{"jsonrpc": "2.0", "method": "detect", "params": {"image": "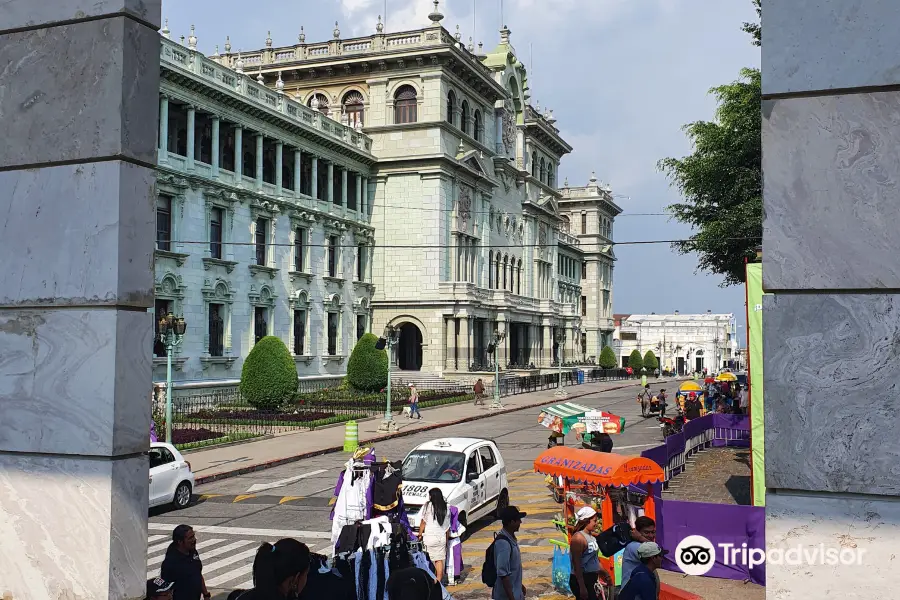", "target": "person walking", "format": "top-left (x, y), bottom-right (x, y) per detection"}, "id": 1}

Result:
top-left (569, 507), bottom-right (613, 600)
top-left (146, 578), bottom-right (175, 600)
top-left (492, 506), bottom-right (527, 600)
top-left (739, 384), bottom-right (749, 415)
top-left (657, 389), bottom-right (668, 418)
top-left (408, 384), bottom-right (421, 419)
top-left (417, 488), bottom-right (451, 584)
top-left (474, 378), bottom-right (486, 406)
top-left (160, 525), bottom-right (211, 600)
top-left (229, 538), bottom-right (311, 600)
top-left (618, 543), bottom-right (668, 600)
top-left (619, 516), bottom-right (657, 594)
